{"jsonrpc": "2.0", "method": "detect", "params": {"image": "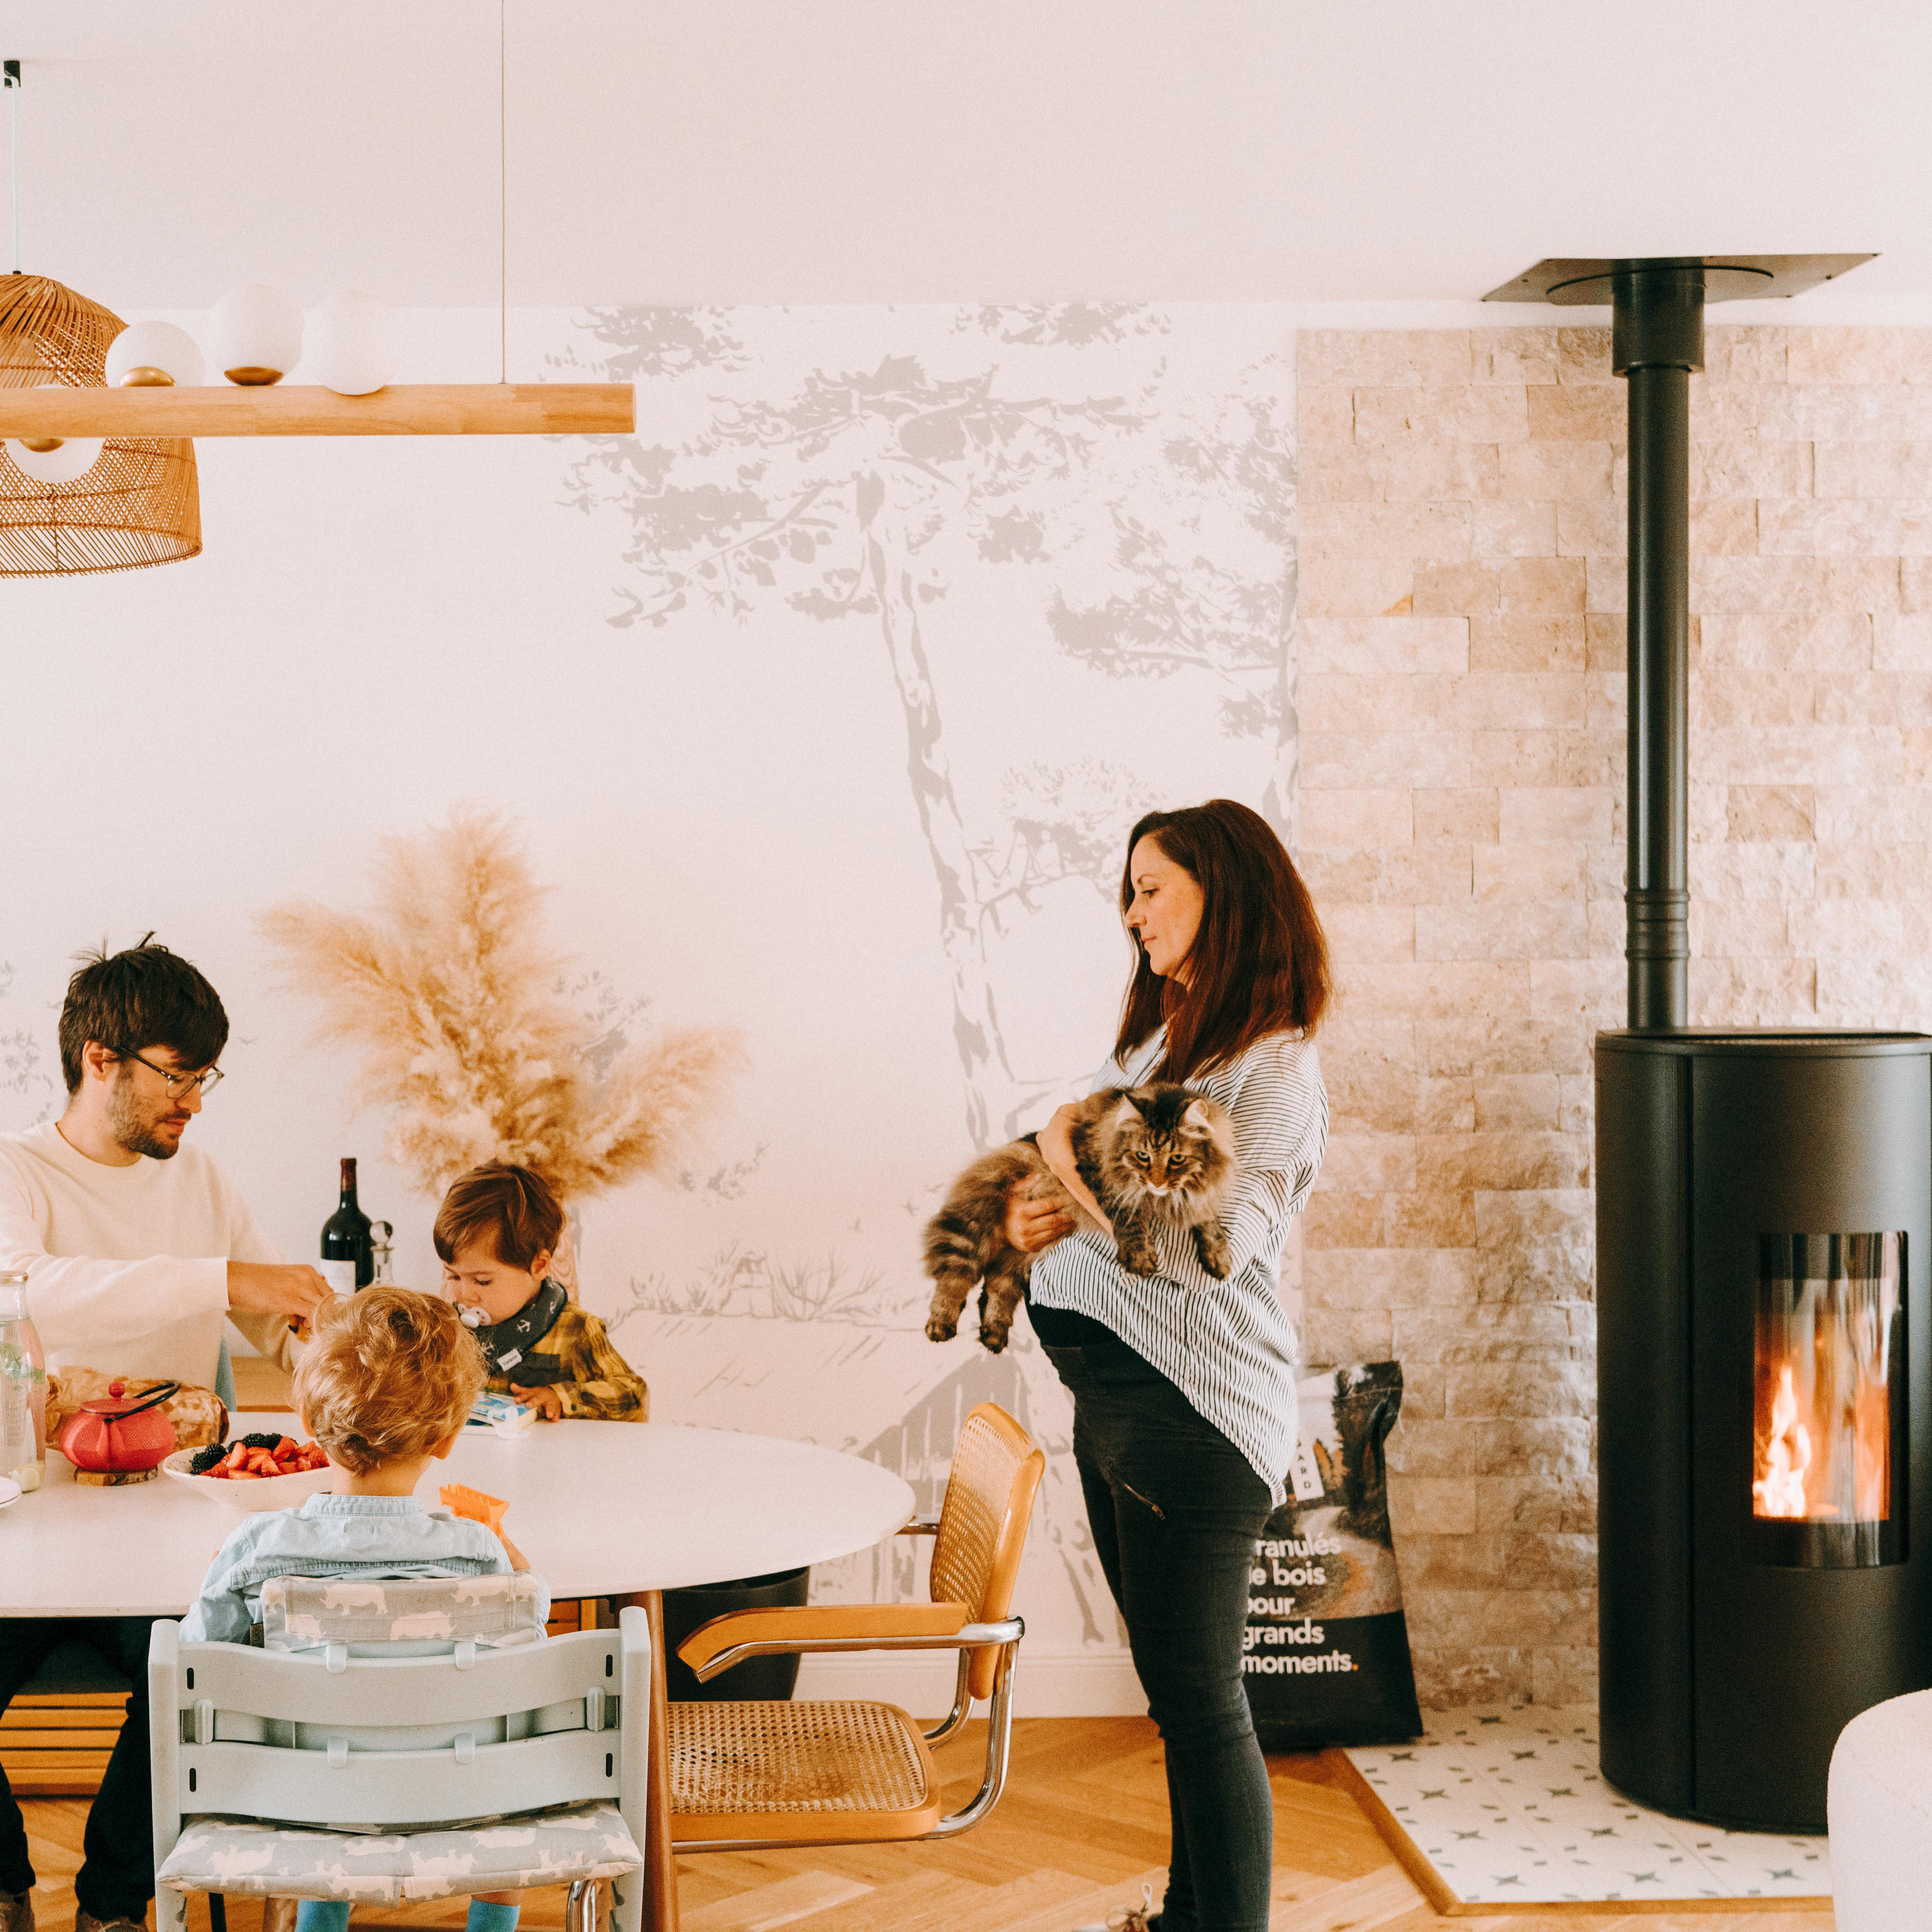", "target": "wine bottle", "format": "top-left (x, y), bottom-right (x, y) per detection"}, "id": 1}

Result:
top-left (320, 1157), bottom-right (374, 1294)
